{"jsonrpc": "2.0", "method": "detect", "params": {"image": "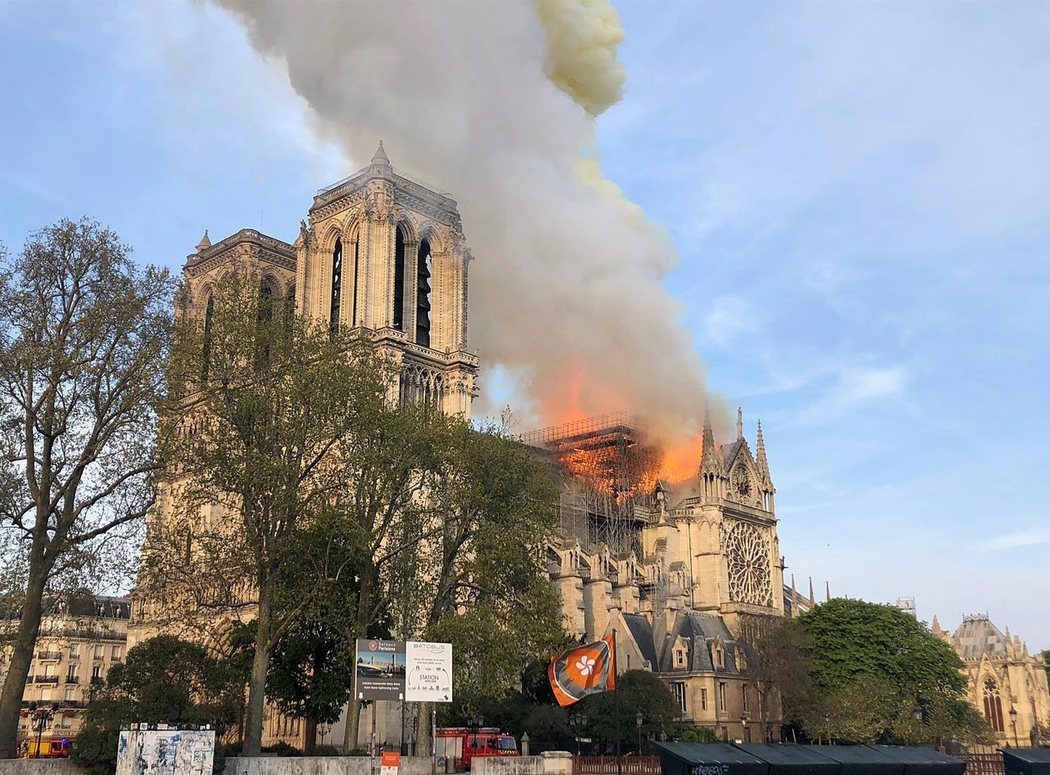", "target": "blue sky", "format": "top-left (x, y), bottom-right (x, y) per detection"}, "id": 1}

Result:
top-left (1, 1), bottom-right (1047, 646)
